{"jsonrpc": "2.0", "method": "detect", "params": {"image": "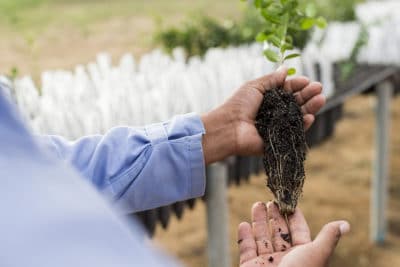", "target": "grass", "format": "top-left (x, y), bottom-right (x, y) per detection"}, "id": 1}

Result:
top-left (0, 0), bottom-right (244, 35)
top-left (0, 0), bottom-right (245, 78)
top-left (0, 0), bottom-right (364, 78)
